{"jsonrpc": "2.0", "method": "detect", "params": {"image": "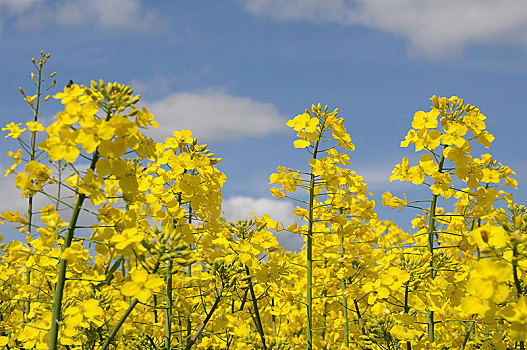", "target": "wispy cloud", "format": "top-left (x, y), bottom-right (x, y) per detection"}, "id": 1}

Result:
top-left (355, 167), bottom-right (390, 187)
top-left (222, 195), bottom-right (297, 225)
top-left (129, 76), bottom-right (180, 97)
top-left (237, 0), bottom-right (527, 58)
top-left (144, 88), bottom-right (287, 143)
top-left (0, 0), bottom-right (40, 15)
top-left (0, 168), bottom-right (29, 215)
top-left (222, 195), bottom-right (304, 251)
top-left (0, 163), bottom-right (117, 242)
top-left (2, 0), bottom-right (163, 34)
